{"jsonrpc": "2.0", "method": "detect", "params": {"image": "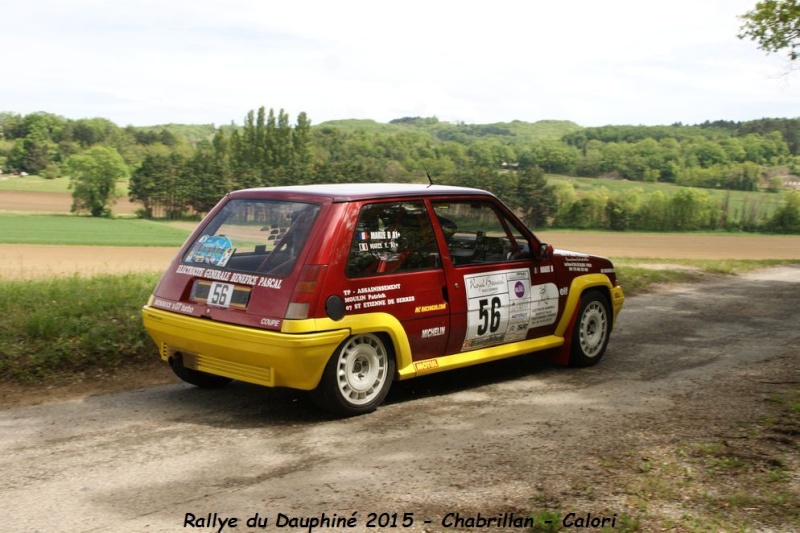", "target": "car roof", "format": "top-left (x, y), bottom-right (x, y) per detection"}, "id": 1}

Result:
top-left (232, 183), bottom-right (494, 202)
